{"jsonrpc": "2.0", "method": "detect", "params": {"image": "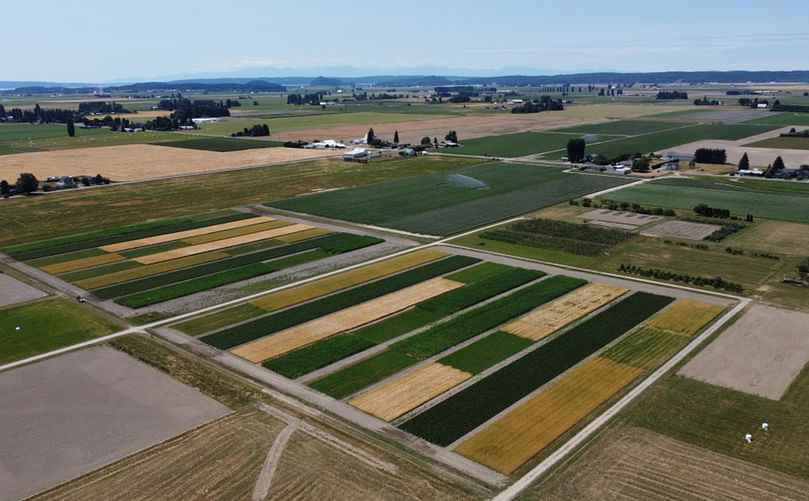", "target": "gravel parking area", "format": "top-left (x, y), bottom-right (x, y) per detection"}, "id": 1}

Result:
top-left (0, 345), bottom-right (229, 500)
